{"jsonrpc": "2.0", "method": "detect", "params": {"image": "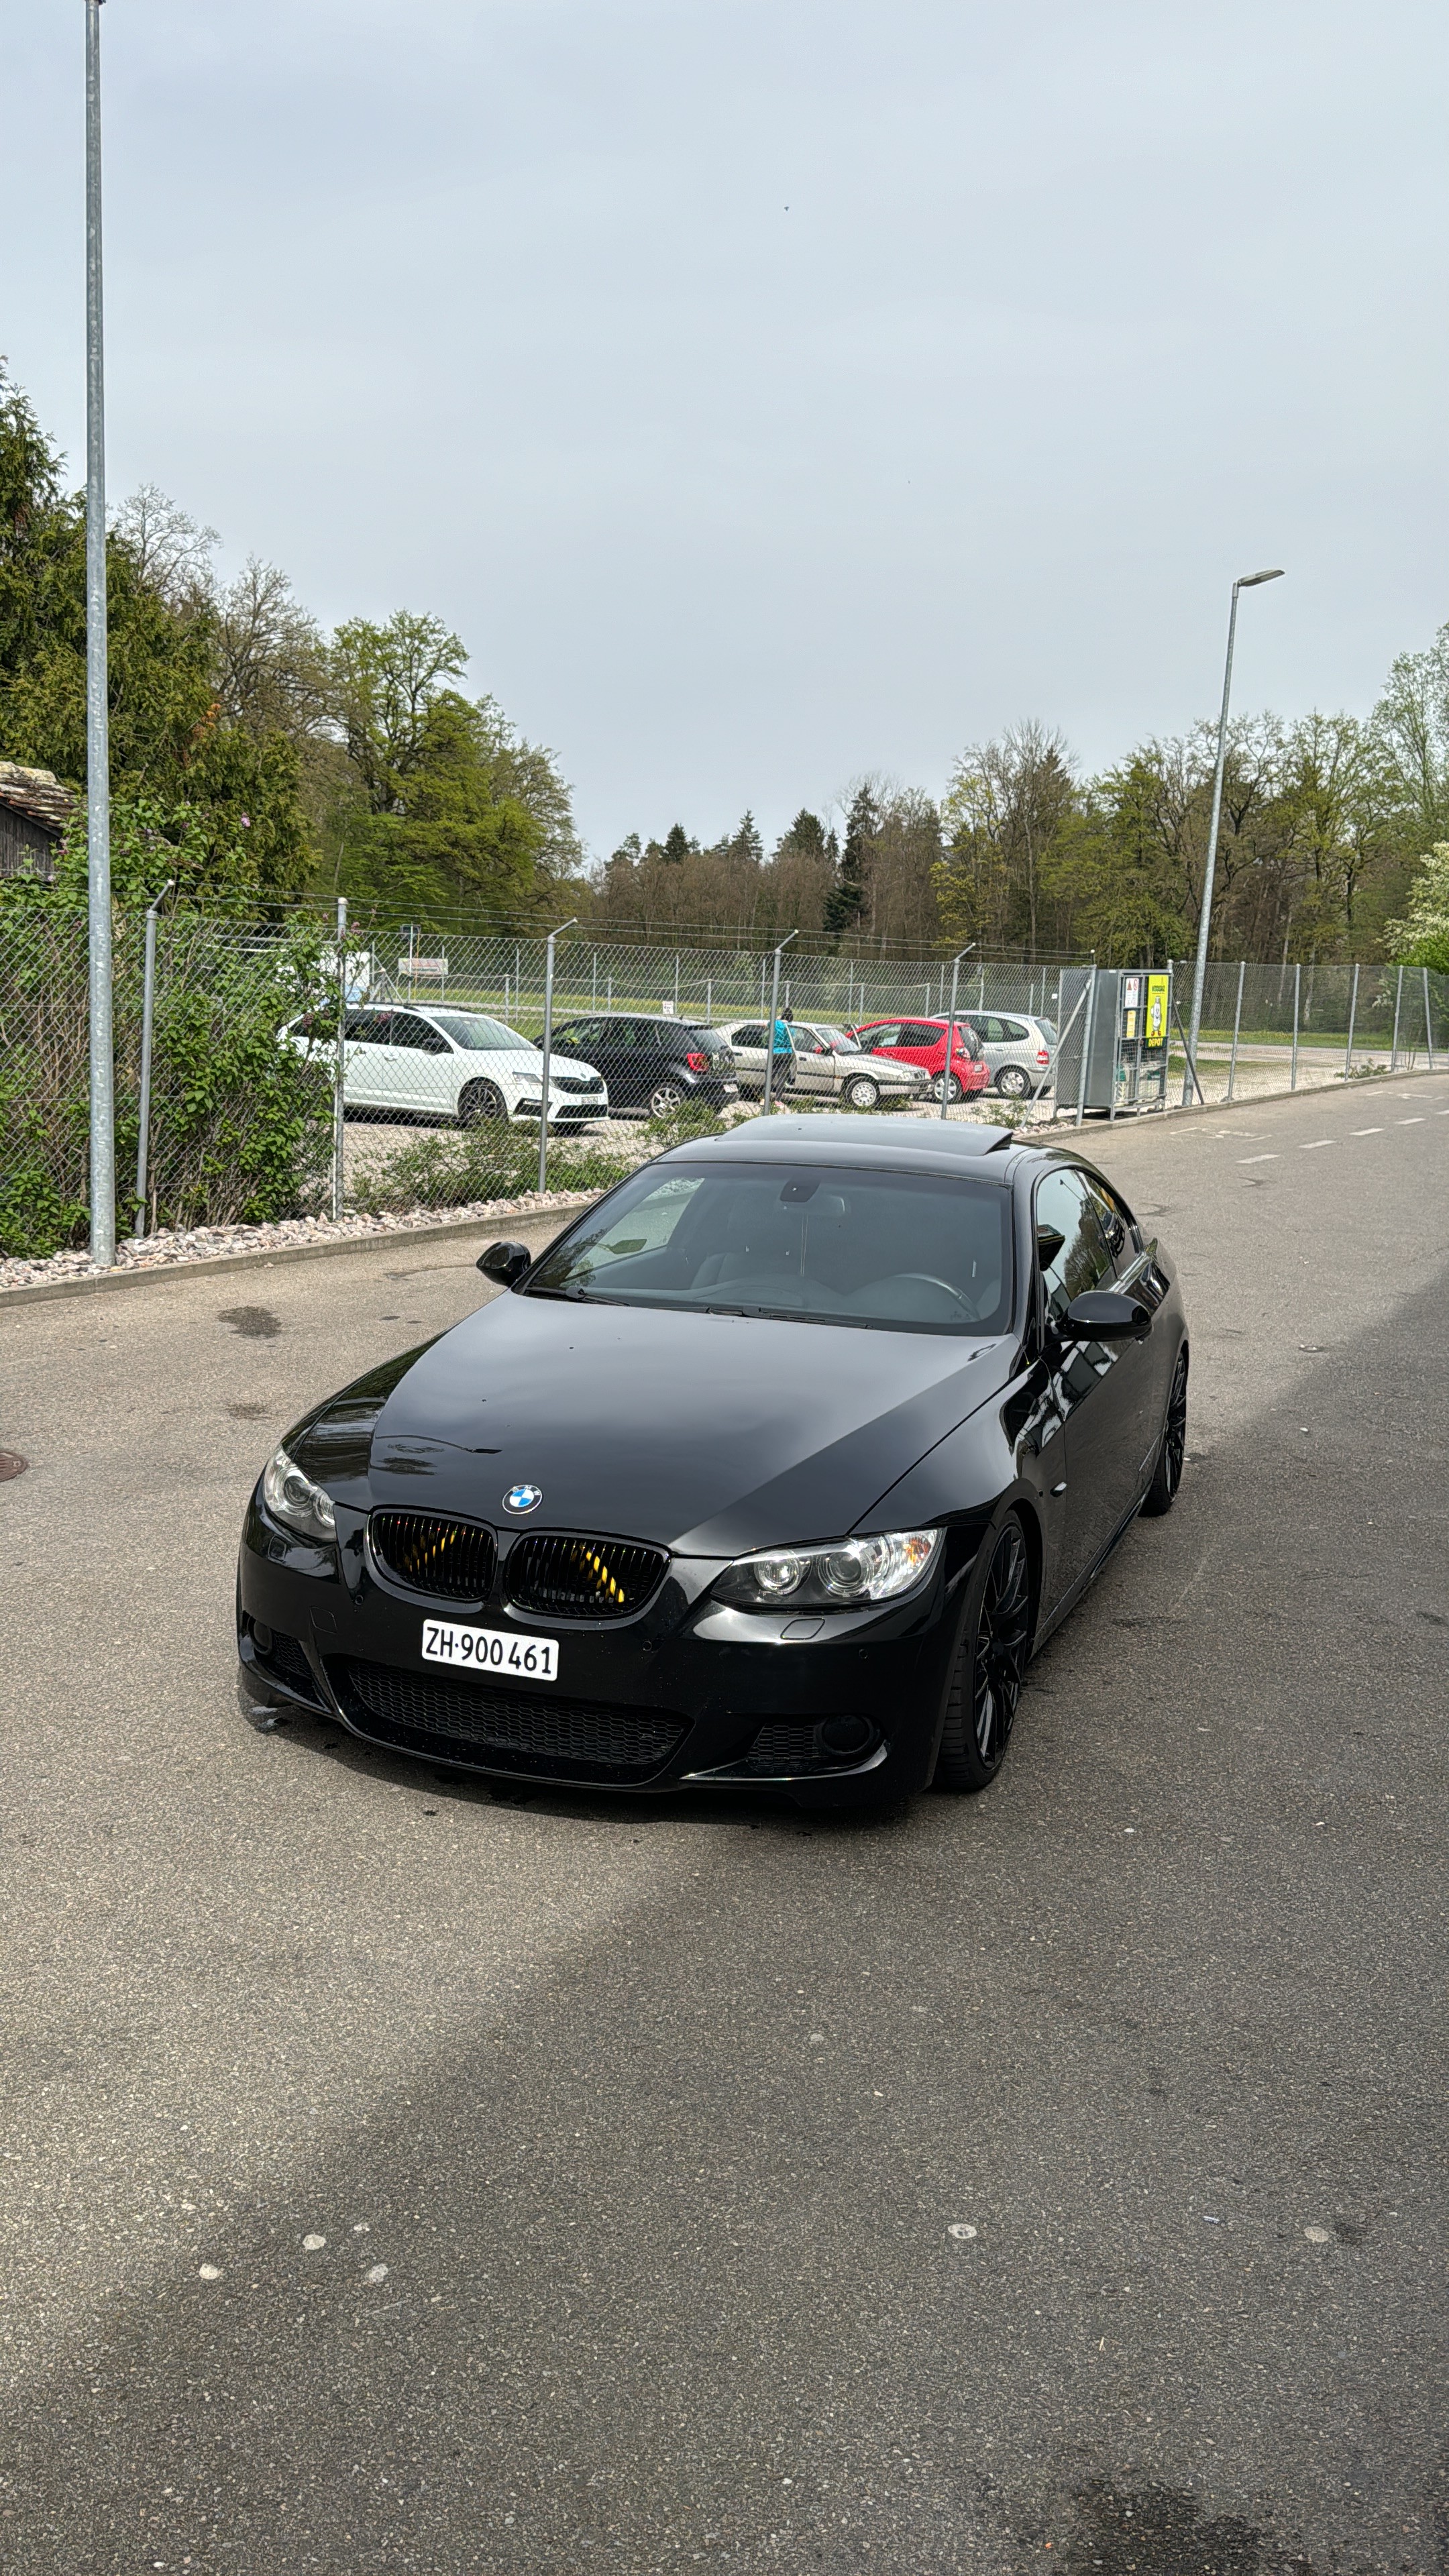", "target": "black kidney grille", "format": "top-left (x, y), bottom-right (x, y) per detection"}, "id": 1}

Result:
top-left (505, 1534), bottom-right (667, 1621)
top-left (335, 1660), bottom-right (685, 1783)
top-left (370, 1510), bottom-right (496, 1601)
